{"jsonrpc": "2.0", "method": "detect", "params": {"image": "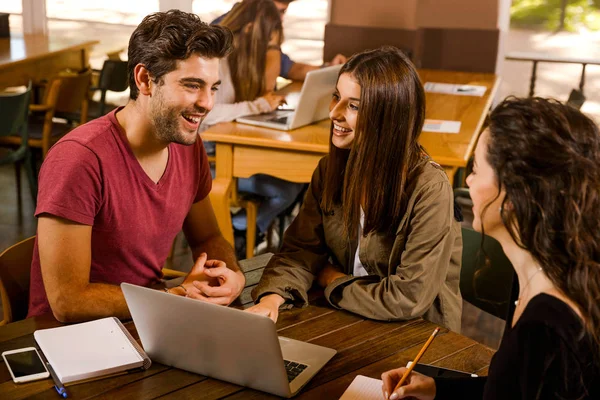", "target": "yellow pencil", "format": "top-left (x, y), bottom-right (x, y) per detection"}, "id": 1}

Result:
top-left (393, 327), bottom-right (440, 393)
